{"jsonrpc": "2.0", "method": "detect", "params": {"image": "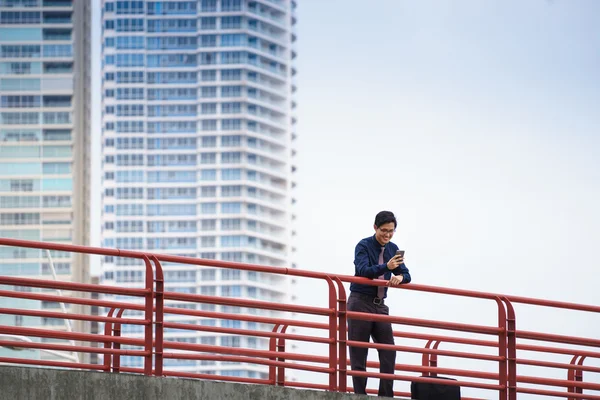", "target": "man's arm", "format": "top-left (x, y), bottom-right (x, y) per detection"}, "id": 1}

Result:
top-left (354, 242), bottom-right (388, 278)
top-left (392, 262), bottom-right (411, 283)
